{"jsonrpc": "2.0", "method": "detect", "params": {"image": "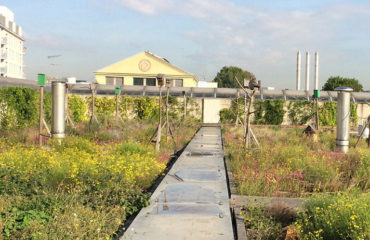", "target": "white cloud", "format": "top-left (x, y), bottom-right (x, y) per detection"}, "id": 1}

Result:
top-left (115, 0), bottom-right (370, 87)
